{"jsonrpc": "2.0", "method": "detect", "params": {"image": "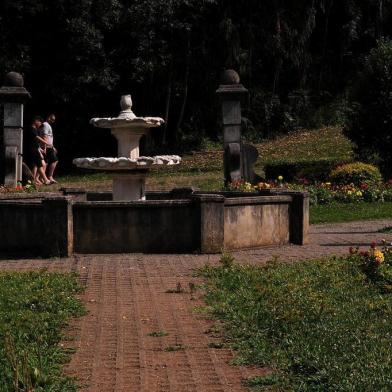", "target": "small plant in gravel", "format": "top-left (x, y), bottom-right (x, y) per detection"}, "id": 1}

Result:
top-left (148, 331), bottom-right (169, 337)
top-left (163, 344), bottom-right (185, 352)
top-left (165, 282), bottom-right (185, 294)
